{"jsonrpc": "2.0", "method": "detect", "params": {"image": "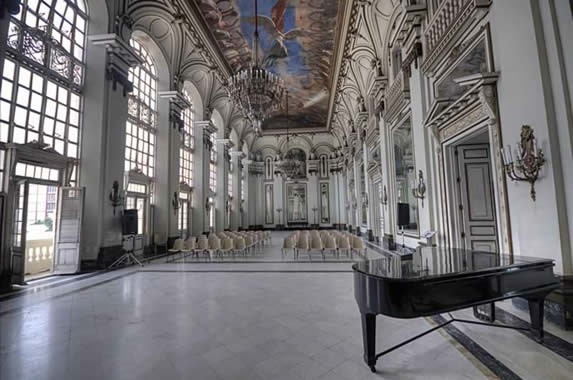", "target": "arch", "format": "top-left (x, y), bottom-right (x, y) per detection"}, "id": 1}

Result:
top-left (211, 108), bottom-right (224, 138)
top-left (131, 30), bottom-right (171, 94)
top-left (184, 80), bottom-right (204, 120)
